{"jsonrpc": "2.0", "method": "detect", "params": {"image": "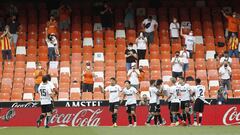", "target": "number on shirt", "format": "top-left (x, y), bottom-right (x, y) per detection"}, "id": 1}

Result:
top-left (40, 89), bottom-right (47, 96)
top-left (199, 89), bottom-right (203, 96)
